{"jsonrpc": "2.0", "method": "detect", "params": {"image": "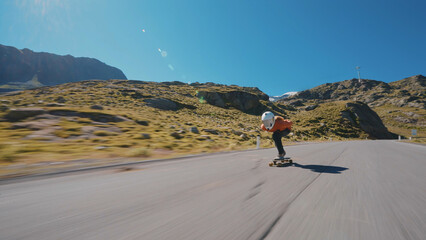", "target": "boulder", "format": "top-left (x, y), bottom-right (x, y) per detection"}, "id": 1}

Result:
top-left (196, 91), bottom-right (225, 107)
top-left (203, 129), bottom-right (219, 135)
top-left (189, 127), bottom-right (199, 134)
top-left (4, 108), bottom-right (47, 121)
top-left (90, 105), bottom-right (104, 110)
top-left (144, 98), bottom-right (179, 111)
top-left (136, 120), bottom-right (149, 126)
top-left (196, 135), bottom-right (211, 141)
top-left (341, 102), bottom-right (397, 139)
top-left (139, 133), bottom-right (151, 139)
top-left (170, 132), bottom-right (184, 139)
